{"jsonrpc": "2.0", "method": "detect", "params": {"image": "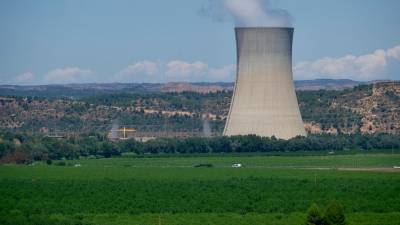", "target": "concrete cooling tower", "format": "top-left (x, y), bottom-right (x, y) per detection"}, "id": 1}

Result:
top-left (224, 27), bottom-right (306, 139)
